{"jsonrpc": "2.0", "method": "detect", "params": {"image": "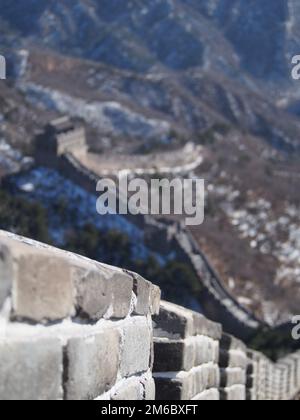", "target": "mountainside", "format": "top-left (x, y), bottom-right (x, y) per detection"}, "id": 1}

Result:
top-left (1, 0), bottom-right (300, 152)
top-left (0, 0), bottom-right (299, 82)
